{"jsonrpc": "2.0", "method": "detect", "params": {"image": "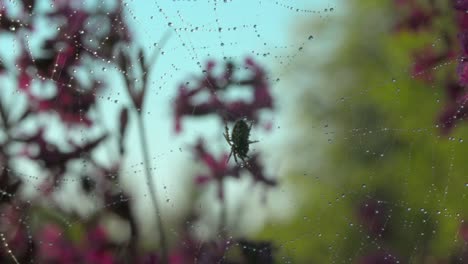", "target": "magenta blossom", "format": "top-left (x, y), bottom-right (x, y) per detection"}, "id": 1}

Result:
top-left (37, 224), bottom-right (116, 264)
top-left (455, 5), bottom-right (468, 87)
top-left (357, 198), bottom-right (389, 237)
top-left (358, 251), bottom-right (401, 264)
top-left (16, 1), bottom-right (131, 127)
top-left (244, 154), bottom-right (277, 187)
top-left (17, 128), bottom-right (107, 190)
top-left (193, 139), bottom-right (241, 199)
top-left (458, 58), bottom-right (468, 86)
top-left (193, 140), bottom-right (276, 200)
top-left (438, 87), bottom-right (468, 134)
top-left (411, 48), bottom-right (454, 82)
top-left (37, 224), bottom-right (77, 263)
top-left (455, 0), bottom-right (468, 11)
top-left (460, 221), bottom-right (468, 242)
top-left (173, 58), bottom-right (274, 133)
top-left (393, 1), bottom-right (436, 32)
top-left (0, 203), bottom-right (31, 262)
